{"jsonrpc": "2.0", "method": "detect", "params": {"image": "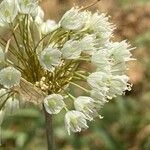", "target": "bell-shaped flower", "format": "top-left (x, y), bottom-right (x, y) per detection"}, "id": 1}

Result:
top-left (87, 71), bottom-right (110, 93)
top-left (61, 40), bottom-right (82, 59)
top-left (0, 0), bottom-right (19, 26)
top-left (40, 20), bottom-right (58, 35)
top-left (0, 67), bottom-right (21, 88)
top-left (91, 50), bottom-right (111, 72)
top-left (80, 34), bottom-right (97, 55)
top-left (17, 0), bottom-right (38, 14)
top-left (0, 47), bottom-right (5, 63)
top-left (65, 110), bottom-right (88, 135)
top-left (86, 12), bottom-right (114, 38)
top-left (74, 96), bottom-right (102, 121)
top-left (44, 94), bottom-right (65, 114)
top-left (107, 75), bottom-right (130, 99)
top-left (60, 7), bottom-right (88, 30)
top-left (106, 41), bottom-right (134, 63)
top-left (38, 47), bottom-right (62, 72)
top-left (5, 97), bottom-right (20, 114)
top-left (90, 90), bottom-right (108, 106)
